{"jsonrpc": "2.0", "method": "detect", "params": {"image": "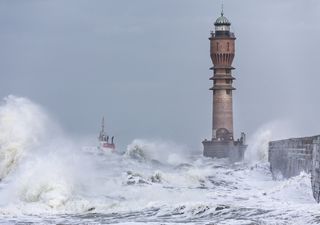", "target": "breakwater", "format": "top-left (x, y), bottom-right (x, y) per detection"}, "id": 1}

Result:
top-left (268, 135), bottom-right (320, 203)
